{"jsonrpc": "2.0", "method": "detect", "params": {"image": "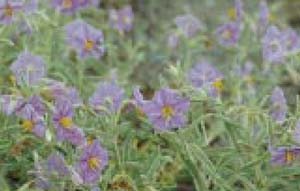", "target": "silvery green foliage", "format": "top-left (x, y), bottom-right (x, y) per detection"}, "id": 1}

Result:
top-left (1, 1), bottom-right (300, 191)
